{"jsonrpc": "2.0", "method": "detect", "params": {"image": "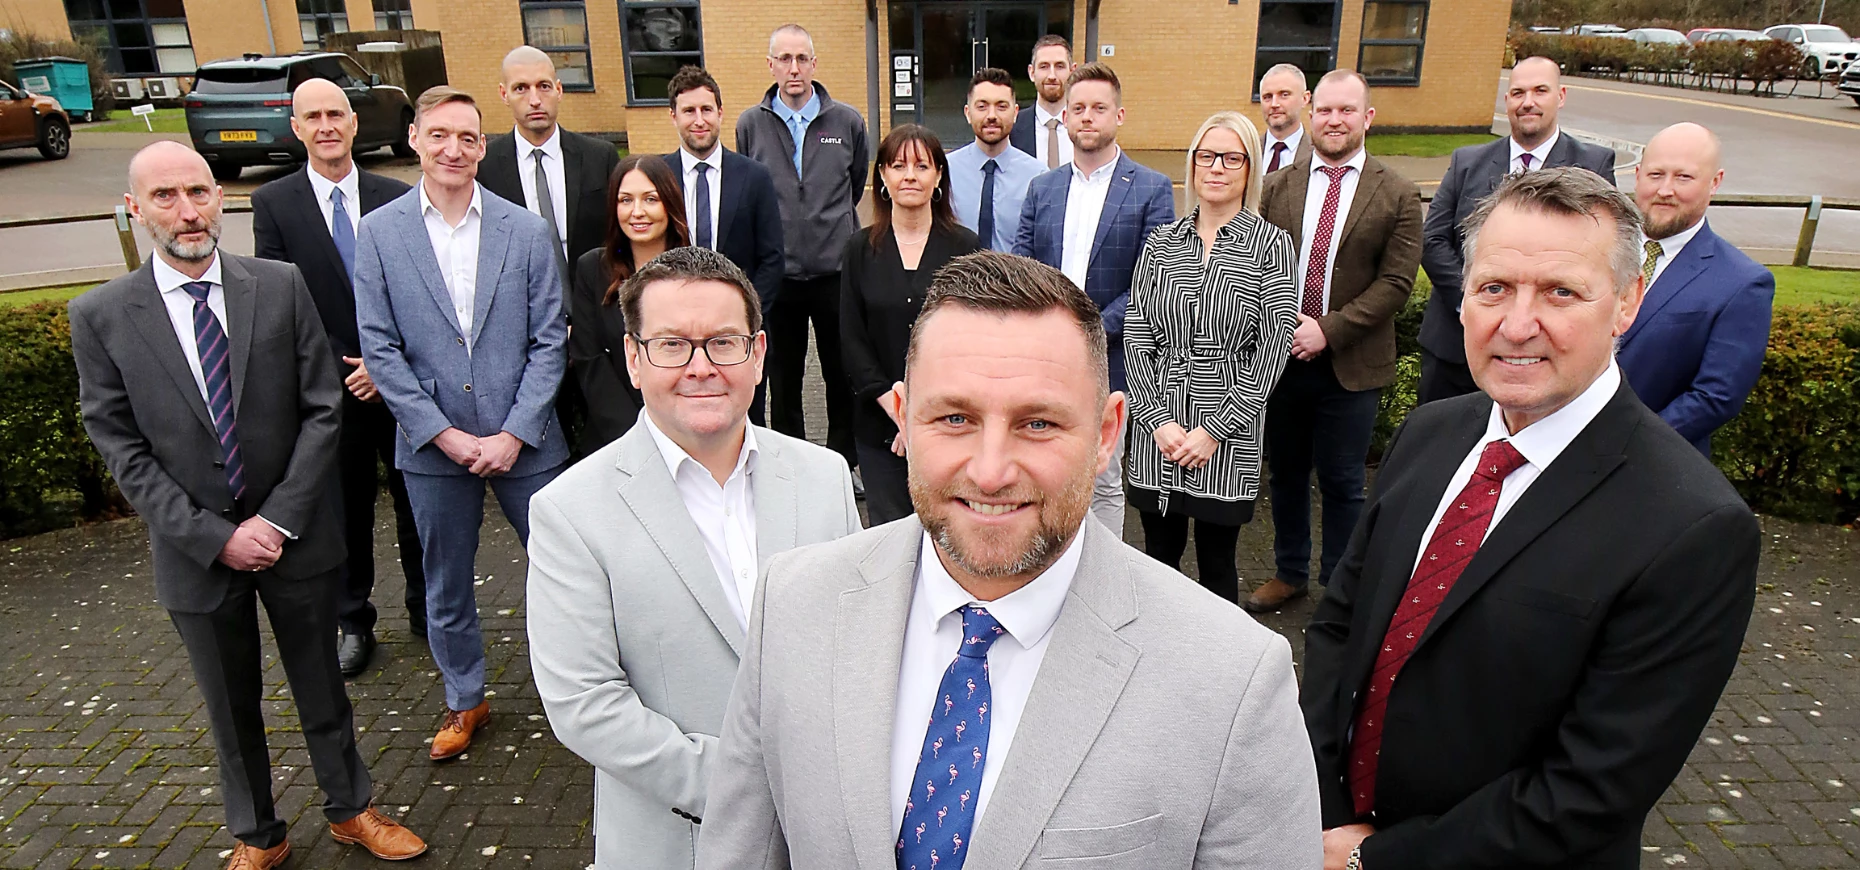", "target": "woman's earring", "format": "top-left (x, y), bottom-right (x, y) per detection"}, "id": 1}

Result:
top-left (932, 187), bottom-right (943, 202)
